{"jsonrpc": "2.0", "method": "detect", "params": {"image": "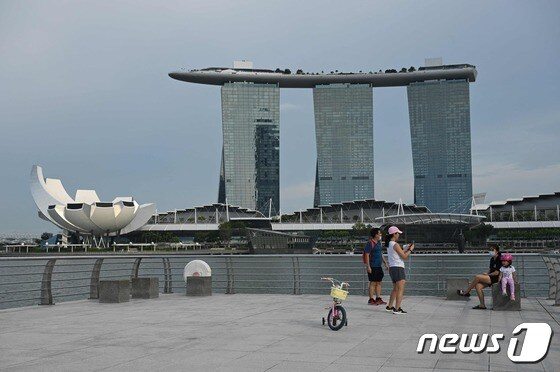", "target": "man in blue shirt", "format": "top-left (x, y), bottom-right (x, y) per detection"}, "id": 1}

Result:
top-left (364, 228), bottom-right (389, 305)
